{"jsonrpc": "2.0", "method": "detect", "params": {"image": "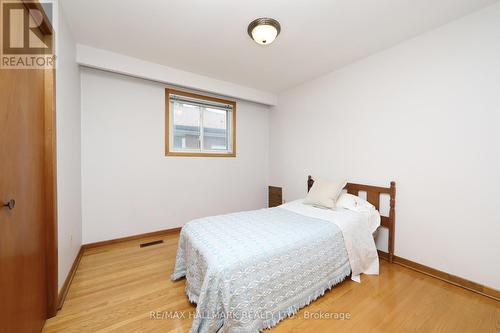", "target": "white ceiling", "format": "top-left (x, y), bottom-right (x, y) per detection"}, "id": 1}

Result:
top-left (62, 0), bottom-right (498, 93)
